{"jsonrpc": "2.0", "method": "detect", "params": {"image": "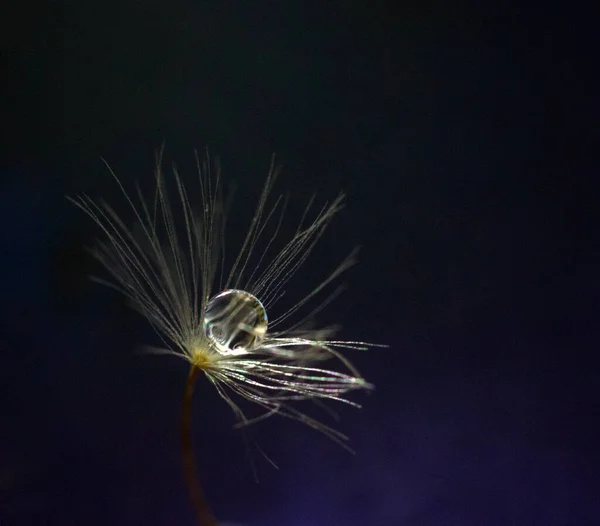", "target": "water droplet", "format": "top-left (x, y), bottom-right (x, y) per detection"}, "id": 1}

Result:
top-left (203, 289), bottom-right (268, 355)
